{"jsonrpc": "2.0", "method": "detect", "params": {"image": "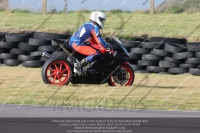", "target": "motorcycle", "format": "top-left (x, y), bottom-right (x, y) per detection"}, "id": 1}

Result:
top-left (41, 36), bottom-right (135, 86)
